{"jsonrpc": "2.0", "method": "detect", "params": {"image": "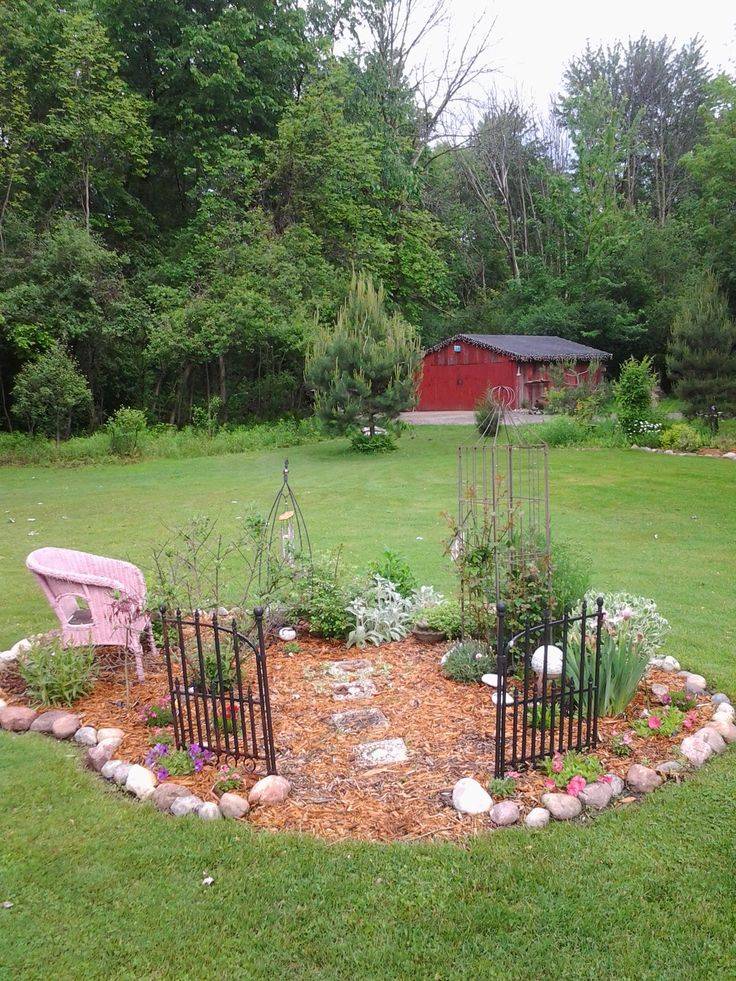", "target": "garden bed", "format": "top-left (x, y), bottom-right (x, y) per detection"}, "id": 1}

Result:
top-left (1, 634), bottom-right (725, 842)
